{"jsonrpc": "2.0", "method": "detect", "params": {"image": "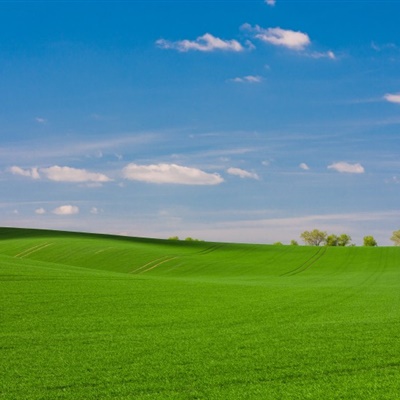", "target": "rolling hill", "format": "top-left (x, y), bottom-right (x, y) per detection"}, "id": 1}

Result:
top-left (1, 227), bottom-right (400, 399)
